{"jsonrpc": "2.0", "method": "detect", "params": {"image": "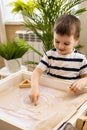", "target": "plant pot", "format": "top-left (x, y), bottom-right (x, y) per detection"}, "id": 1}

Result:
top-left (4, 58), bottom-right (22, 73)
